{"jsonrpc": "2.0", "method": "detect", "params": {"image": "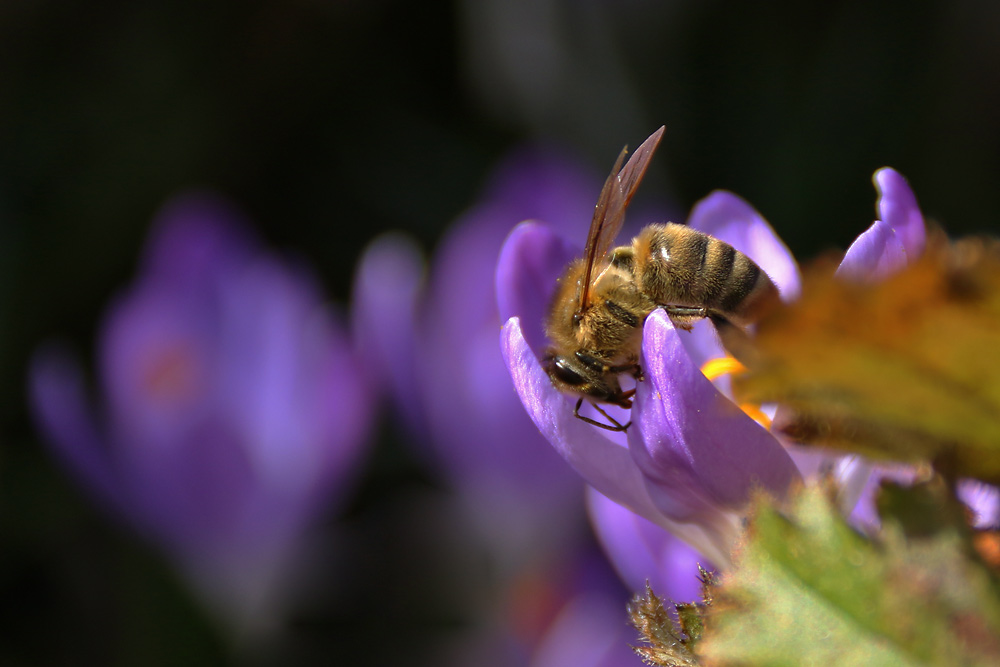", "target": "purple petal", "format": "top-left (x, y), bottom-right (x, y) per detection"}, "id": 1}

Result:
top-left (846, 464), bottom-right (917, 529)
top-left (687, 191), bottom-right (800, 301)
top-left (629, 310), bottom-right (801, 524)
top-left (788, 446), bottom-right (874, 519)
top-left (215, 258), bottom-right (367, 495)
top-left (418, 307), bottom-right (585, 537)
top-left (587, 488), bottom-right (710, 602)
top-left (417, 217), bottom-right (584, 518)
top-left (676, 318), bottom-right (728, 370)
top-left (874, 167), bottom-right (925, 259)
top-left (427, 145), bottom-right (598, 351)
top-left (350, 235), bottom-right (427, 434)
top-left (496, 222), bottom-right (578, 357)
top-left (958, 480), bottom-right (1000, 529)
top-left (474, 145), bottom-right (603, 241)
top-left (28, 347), bottom-right (131, 519)
top-left (142, 192), bottom-right (258, 286)
top-left (99, 282), bottom-right (215, 451)
top-left (501, 316), bottom-right (736, 566)
top-left (501, 318), bottom-right (663, 521)
top-left (531, 589), bottom-right (640, 667)
top-left (836, 219), bottom-right (908, 281)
